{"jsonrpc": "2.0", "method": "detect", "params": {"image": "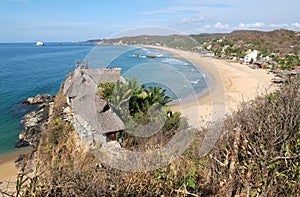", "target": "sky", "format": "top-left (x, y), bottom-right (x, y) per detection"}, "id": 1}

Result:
top-left (1, 0), bottom-right (300, 42)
